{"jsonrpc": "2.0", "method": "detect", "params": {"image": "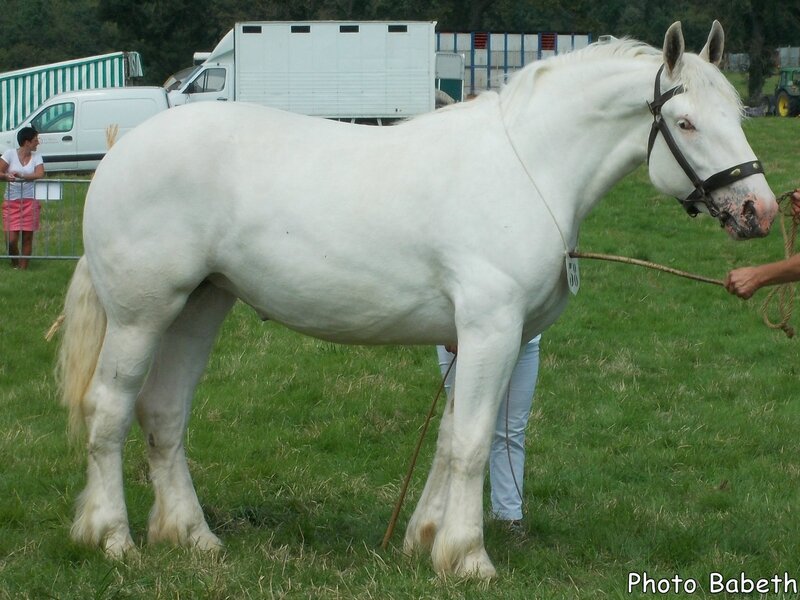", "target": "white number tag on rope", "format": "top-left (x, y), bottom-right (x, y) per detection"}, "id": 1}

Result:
top-left (566, 254), bottom-right (580, 295)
